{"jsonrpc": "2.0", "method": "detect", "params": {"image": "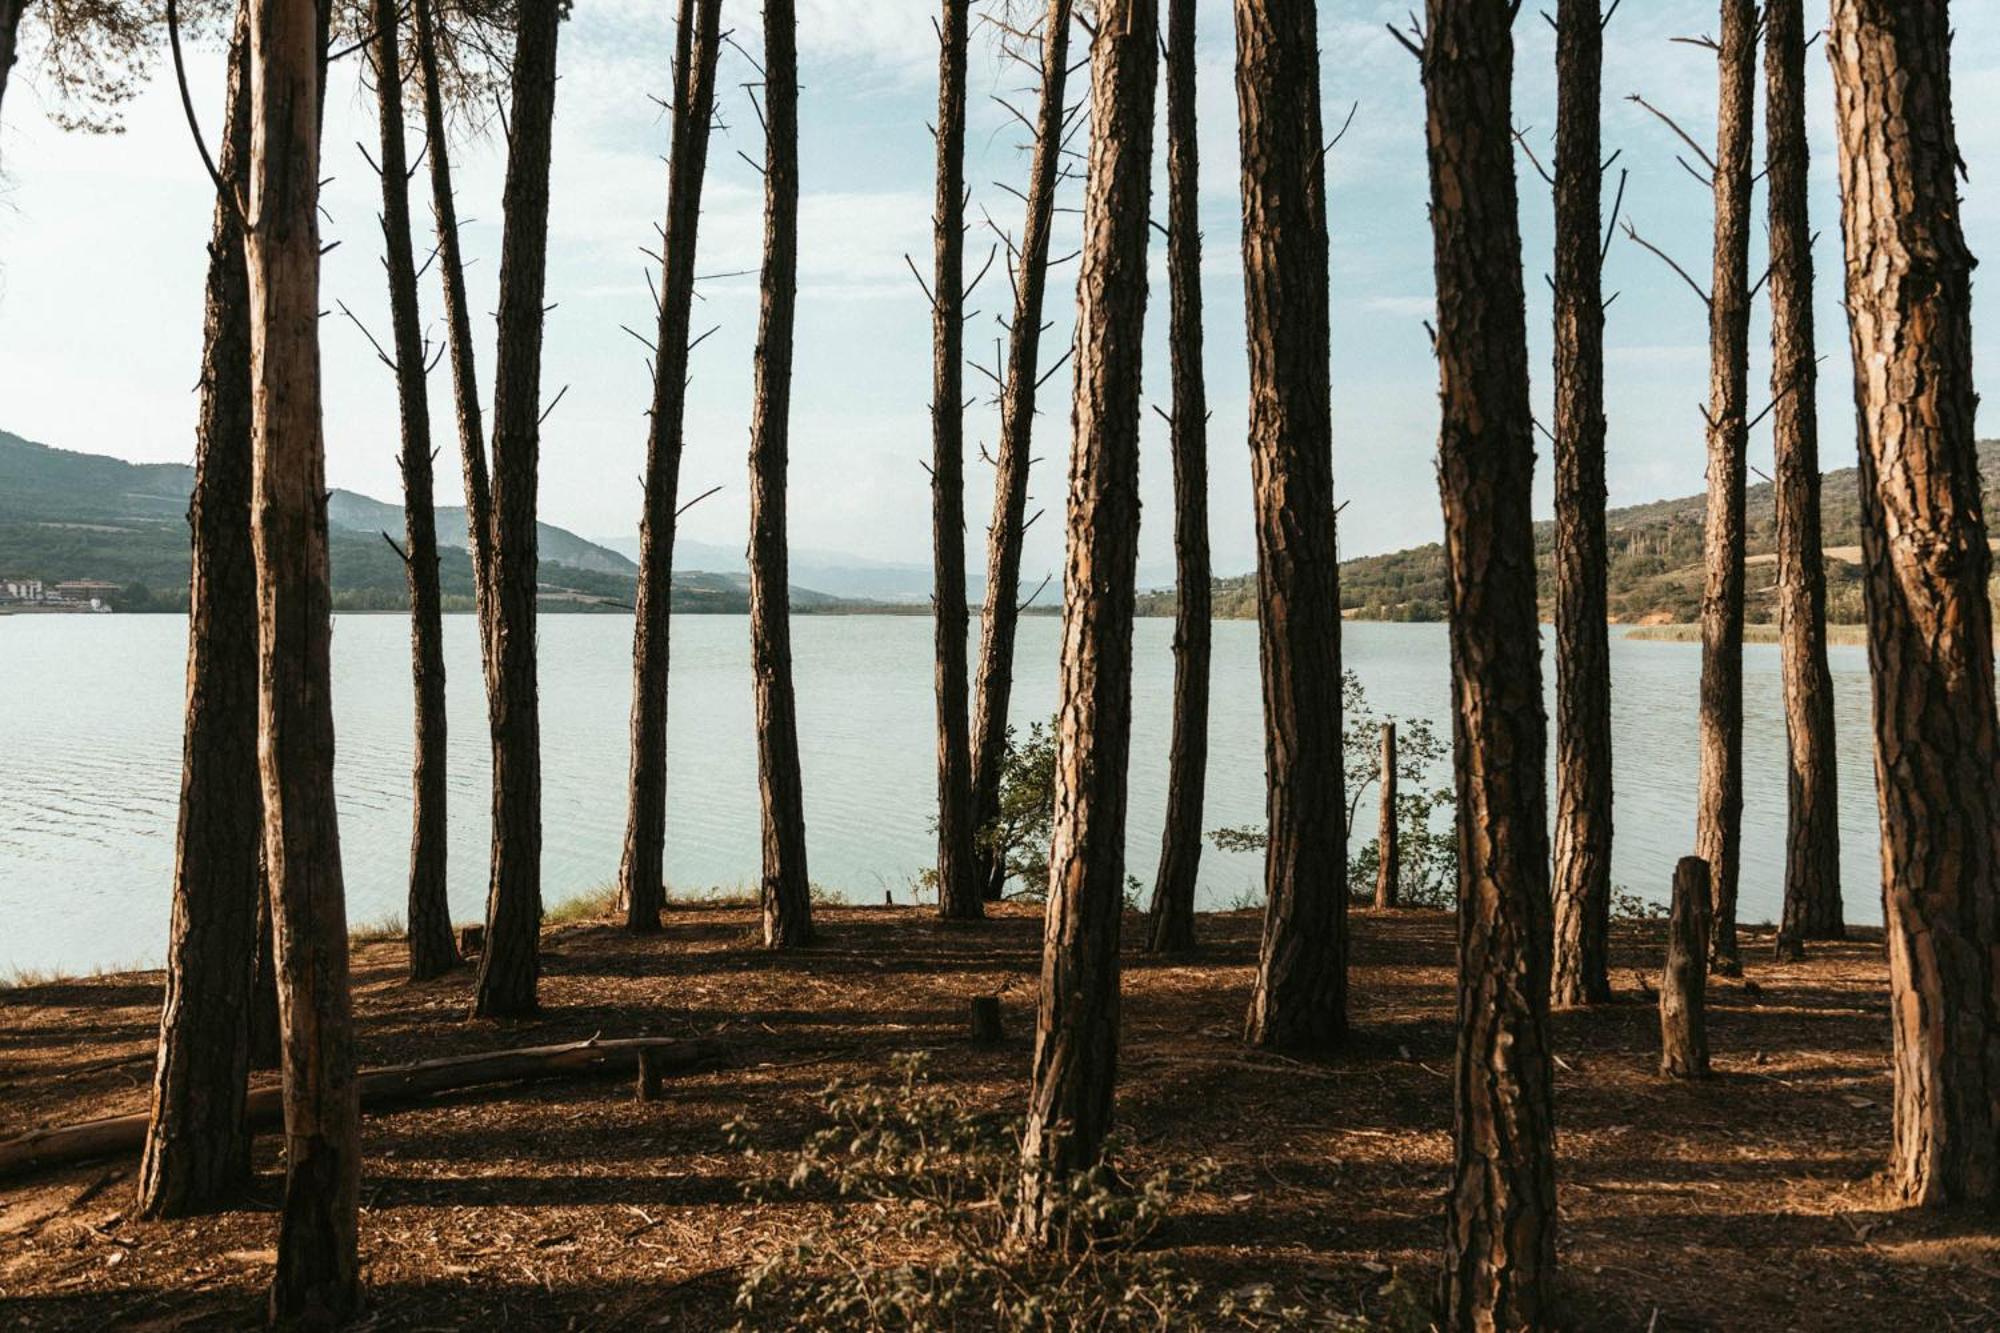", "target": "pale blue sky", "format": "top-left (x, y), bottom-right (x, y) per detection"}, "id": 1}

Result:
top-left (2, 1), bottom-right (1995, 580)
